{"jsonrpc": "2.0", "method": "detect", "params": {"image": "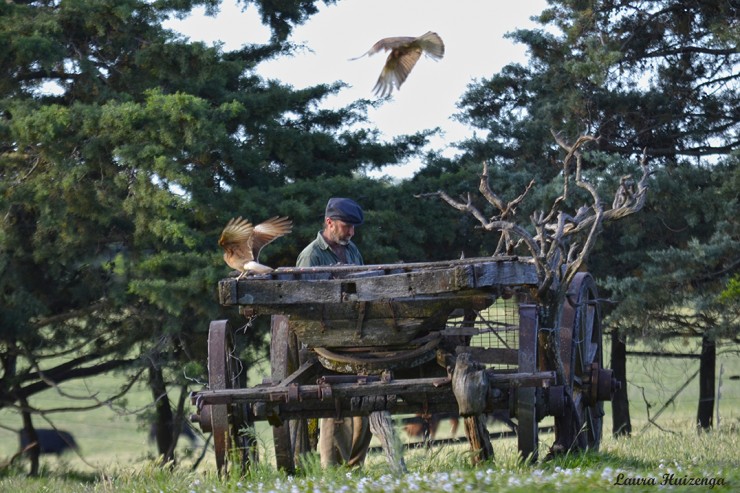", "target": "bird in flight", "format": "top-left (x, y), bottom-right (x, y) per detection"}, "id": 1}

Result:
top-left (351, 31), bottom-right (444, 97)
top-left (218, 216), bottom-right (292, 278)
